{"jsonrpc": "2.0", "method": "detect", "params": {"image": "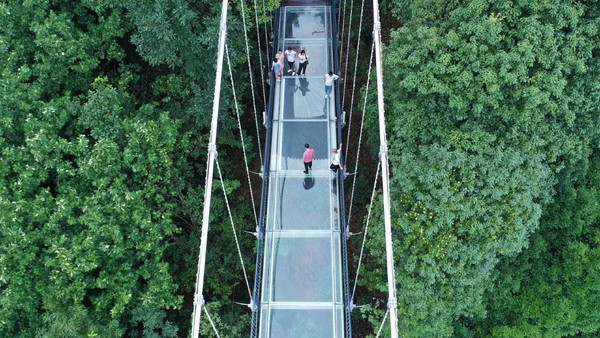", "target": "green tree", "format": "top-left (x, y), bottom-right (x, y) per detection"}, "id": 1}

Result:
top-left (0, 0), bottom-right (261, 335)
top-left (359, 0), bottom-right (599, 336)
